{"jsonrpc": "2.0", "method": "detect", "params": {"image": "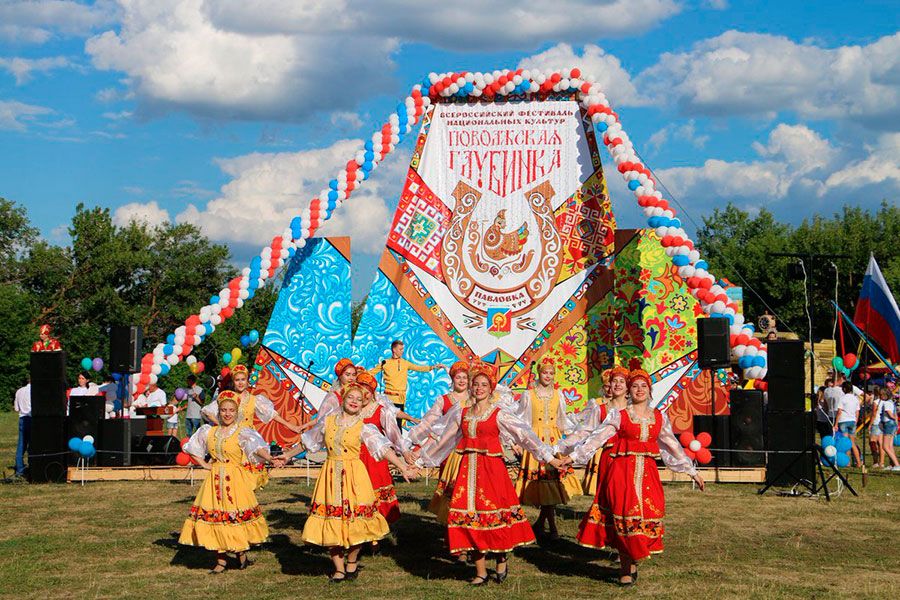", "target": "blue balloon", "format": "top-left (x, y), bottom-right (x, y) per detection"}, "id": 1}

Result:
top-left (249, 329), bottom-right (260, 342)
top-left (111, 372), bottom-right (121, 382)
top-left (821, 435), bottom-right (834, 448)
top-left (223, 352), bottom-right (232, 365)
top-left (835, 453), bottom-right (850, 468)
top-left (210, 295), bottom-right (220, 305)
top-left (836, 436), bottom-right (853, 453)
top-left (240, 335), bottom-right (250, 347)
top-left (68, 437), bottom-right (82, 452)
top-left (628, 179), bottom-right (640, 191)
top-left (166, 334), bottom-right (175, 344)
top-left (160, 363), bottom-right (170, 376)
top-left (695, 260), bottom-right (709, 271)
top-left (163, 344), bottom-right (174, 355)
top-left (78, 440), bottom-right (96, 458)
top-left (671, 218), bottom-right (682, 229)
top-left (328, 179), bottom-right (338, 190)
top-left (738, 356), bottom-right (753, 369)
top-left (672, 255), bottom-right (689, 266)
top-left (752, 356), bottom-right (766, 368)
top-left (364, 140), bottom-right (373, 151)
top-left (596, 122), bottom-right (608, 132)
top-left (821, 455), bottom-right (835, 466)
